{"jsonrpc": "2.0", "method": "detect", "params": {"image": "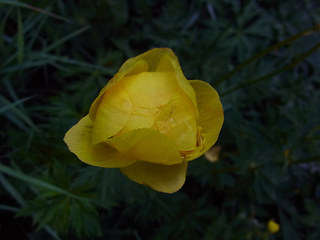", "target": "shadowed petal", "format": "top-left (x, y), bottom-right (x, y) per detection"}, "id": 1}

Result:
top-left (155, 94), bottom-right (198, 151)
top-left (188, 80), bottom-right (224, 160)
top-left (121, 161), bottom-right (188, 193)
top-left (89, 59), bottom-right (149, 120)
top-left (107, 128), bottom-right (182, 165)
top-left (91, 83), bottom-right (132, 144)
top-left (156, 52), bottom-right (198, 108)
